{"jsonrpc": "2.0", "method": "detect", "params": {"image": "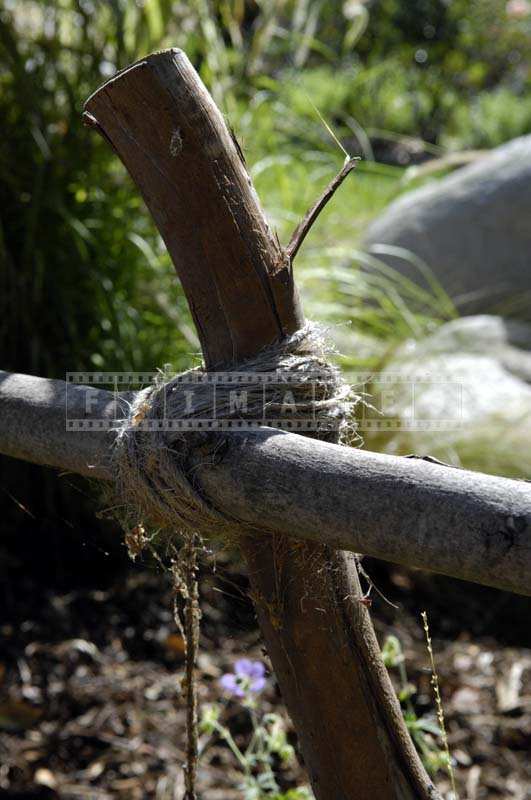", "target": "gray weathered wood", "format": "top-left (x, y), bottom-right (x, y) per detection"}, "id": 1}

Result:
top-left (0, 371), bottom-right (118, 479)
top-left (195, 428), bottom-right (531, 597)
top-left (2, 371), bottom-right (529, 597)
